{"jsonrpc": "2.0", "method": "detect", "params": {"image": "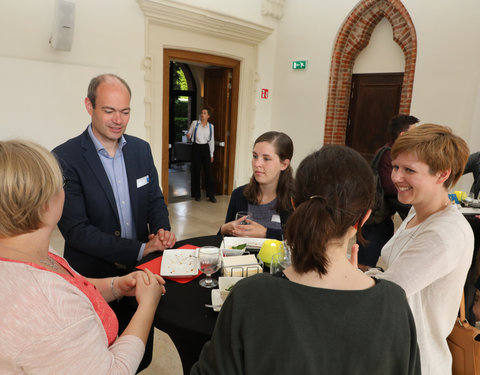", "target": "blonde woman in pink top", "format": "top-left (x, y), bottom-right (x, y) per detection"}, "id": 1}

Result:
top-left (0, 140), bottom-right (165, 375)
